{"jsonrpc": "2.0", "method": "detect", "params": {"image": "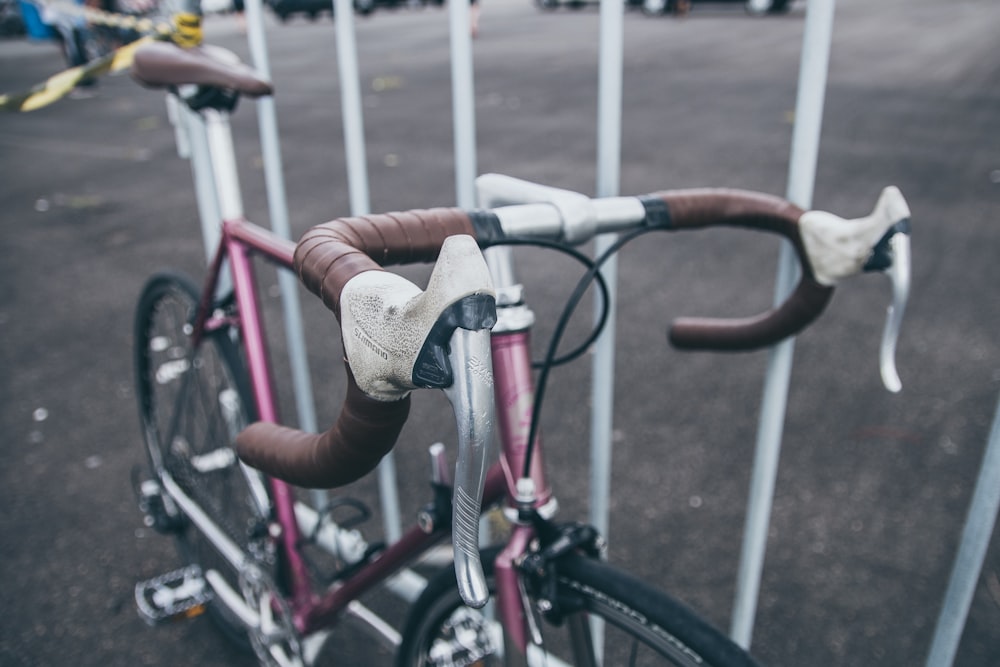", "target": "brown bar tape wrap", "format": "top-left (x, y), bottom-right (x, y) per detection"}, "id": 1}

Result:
top-left (293, 208), bottom-right (477, 316)
top-left (237, 368), bottom-right (411, 488)
top-left (653, 189), bottom-right (835, 351)
top-left (236, 208), bottom-right (477, 489)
